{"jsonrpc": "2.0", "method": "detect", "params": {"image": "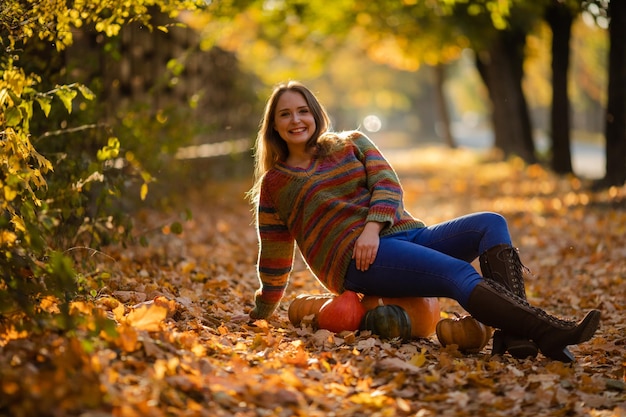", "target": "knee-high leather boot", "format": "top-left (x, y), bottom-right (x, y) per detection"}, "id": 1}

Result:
top-left (466, 279), bottom-right (601, 362)
top-left (479, 244), bottom-right (539, 358)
